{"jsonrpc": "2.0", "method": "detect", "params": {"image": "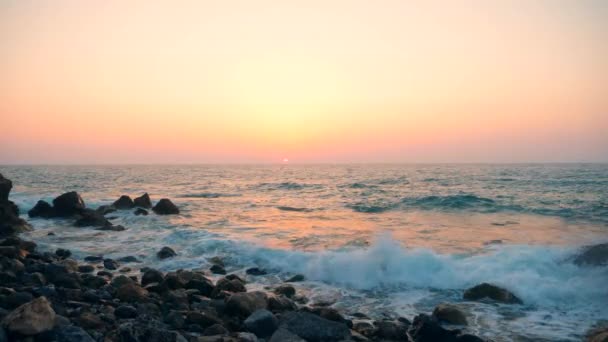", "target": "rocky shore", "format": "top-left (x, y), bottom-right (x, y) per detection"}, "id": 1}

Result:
top-left (1, 173), bottom-right (607, 341)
